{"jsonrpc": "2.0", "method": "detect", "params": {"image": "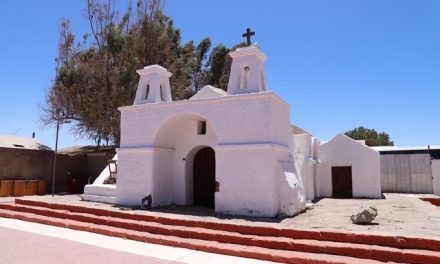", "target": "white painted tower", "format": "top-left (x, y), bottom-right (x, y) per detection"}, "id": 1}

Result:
top-left (227, 44), bottom-right (268, 95)
top-left (133, 65), bottom-right (172, 105)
